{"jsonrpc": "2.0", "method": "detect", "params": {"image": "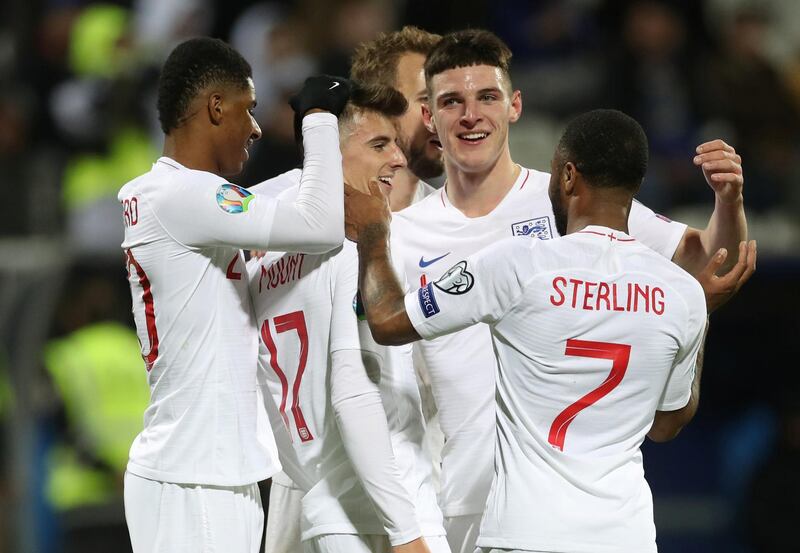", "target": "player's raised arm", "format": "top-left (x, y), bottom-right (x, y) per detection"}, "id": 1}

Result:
top-left (265, 75), bottom-right (351, 253)
top-left (672, 139), bottom-right (748, 277)
top-left (147, 74), bottom-right (349, 254)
